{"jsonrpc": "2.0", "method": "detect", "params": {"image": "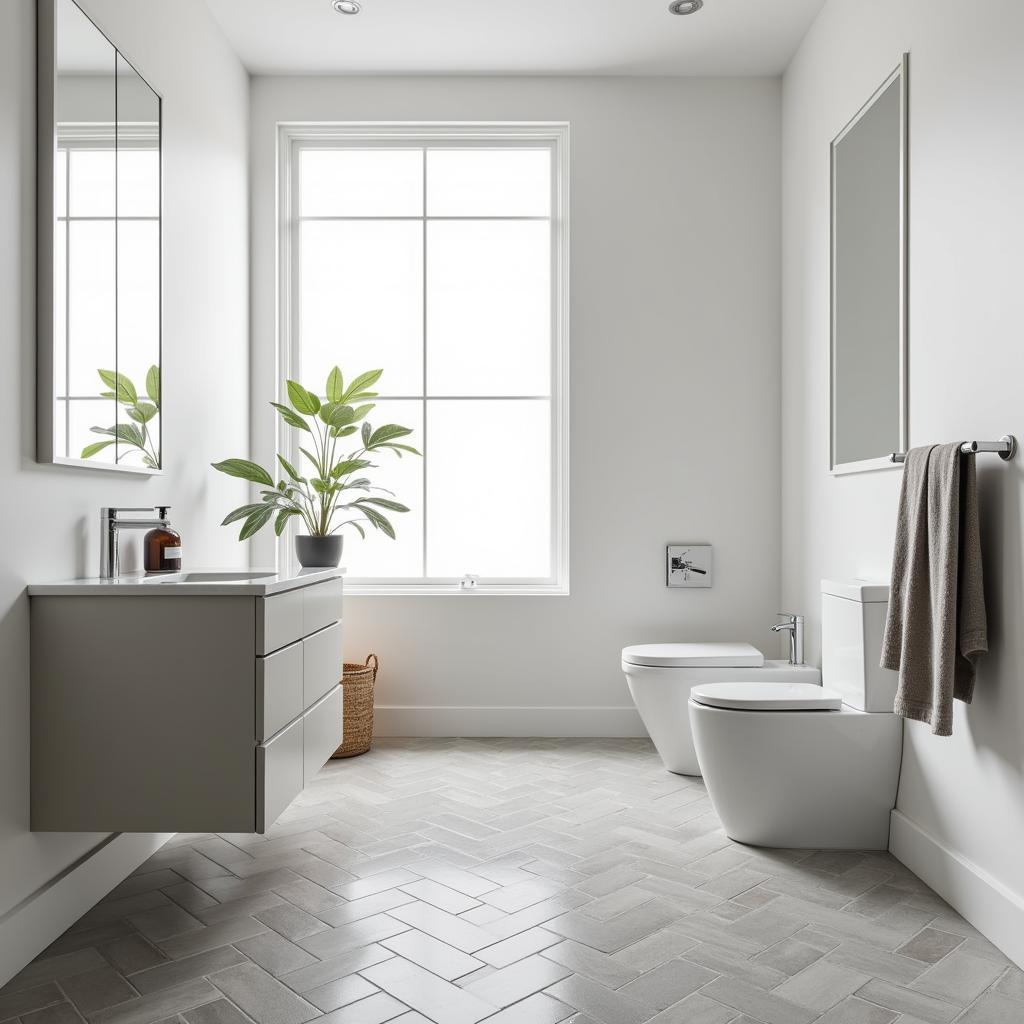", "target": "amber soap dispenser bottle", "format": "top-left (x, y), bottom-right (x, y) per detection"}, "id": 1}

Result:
top-left (144, 507), bottom-right (182, 573)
